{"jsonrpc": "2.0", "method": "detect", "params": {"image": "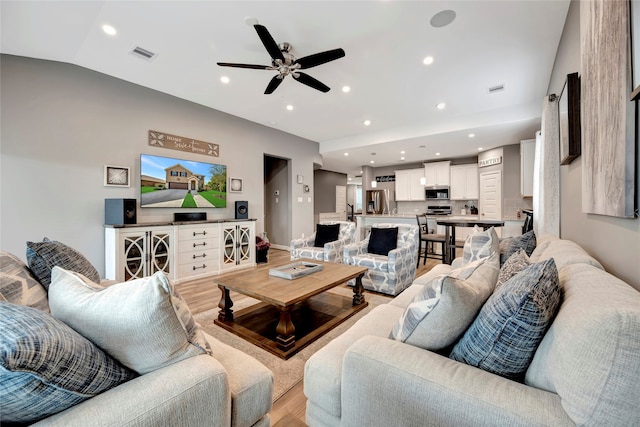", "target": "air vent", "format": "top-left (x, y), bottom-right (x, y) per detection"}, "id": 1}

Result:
top-left (488, 84), bottom-right (505, 94)
top-left (130, 46), bottom-right (157, 61)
